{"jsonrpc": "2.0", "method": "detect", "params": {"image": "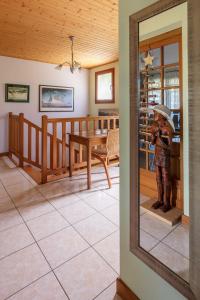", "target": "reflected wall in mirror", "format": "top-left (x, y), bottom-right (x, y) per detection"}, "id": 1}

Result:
top-left (138, 2), bottom-right (189, 282)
